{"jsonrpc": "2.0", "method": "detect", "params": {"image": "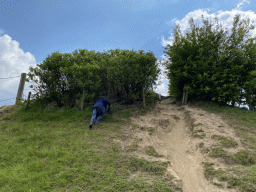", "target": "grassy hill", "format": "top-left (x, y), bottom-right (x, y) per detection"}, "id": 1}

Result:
top-left (0, 97), bottom-right (255, 191)
top-left (1, 98), bottom-right (179, 192)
